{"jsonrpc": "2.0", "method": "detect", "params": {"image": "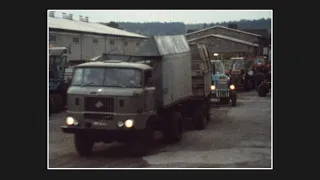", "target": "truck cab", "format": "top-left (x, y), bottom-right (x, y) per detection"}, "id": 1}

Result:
top-left (65, 60), bottom-right (155, 129)
top-left (49, 47), bottom-right (69, 114)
